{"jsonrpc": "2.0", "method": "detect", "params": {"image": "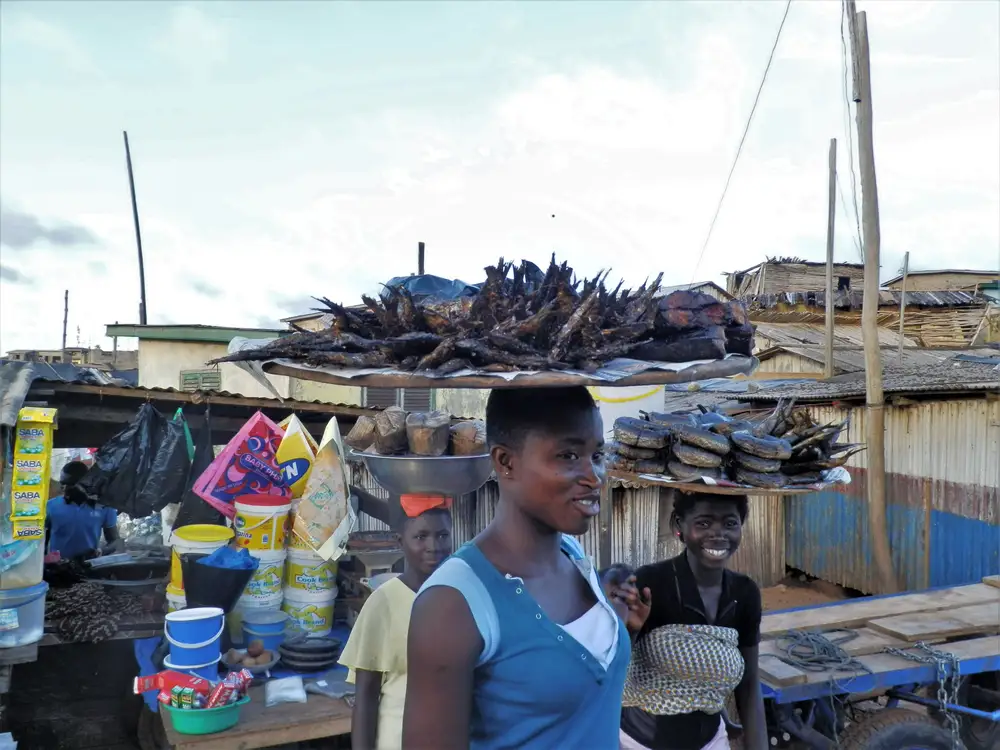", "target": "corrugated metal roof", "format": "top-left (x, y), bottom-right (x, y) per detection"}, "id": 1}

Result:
top-left (746, 289), bottom-right (983, 310)
top-left (656, 281), bottom-right (733, 299)
top-left (754, 322), bottom-right (917, 349)
top-left (882, 268), bottom-right (999, 286)
top-left (730, 358), bottom-right (1000, 402)
top-left (758, 344), bottom-right (999, 375)
top-left (0, 358), bottom-right (375, 427)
